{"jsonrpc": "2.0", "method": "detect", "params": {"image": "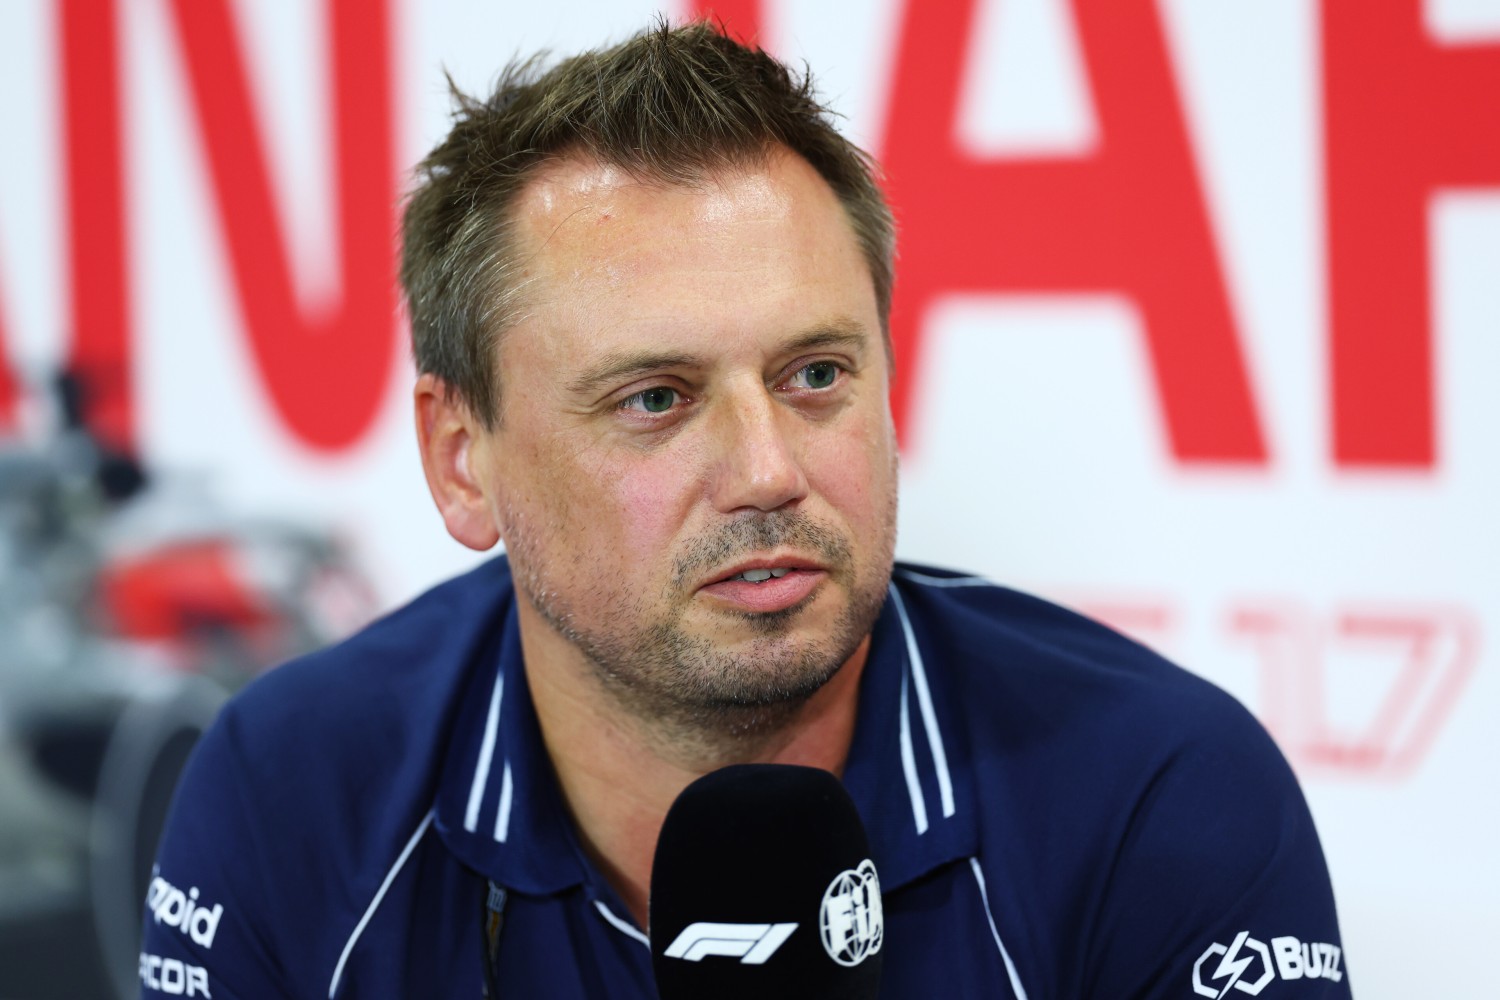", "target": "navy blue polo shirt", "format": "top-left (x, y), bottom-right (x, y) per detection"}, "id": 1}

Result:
top-left (140, 558), bottom-right (1351, 998)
